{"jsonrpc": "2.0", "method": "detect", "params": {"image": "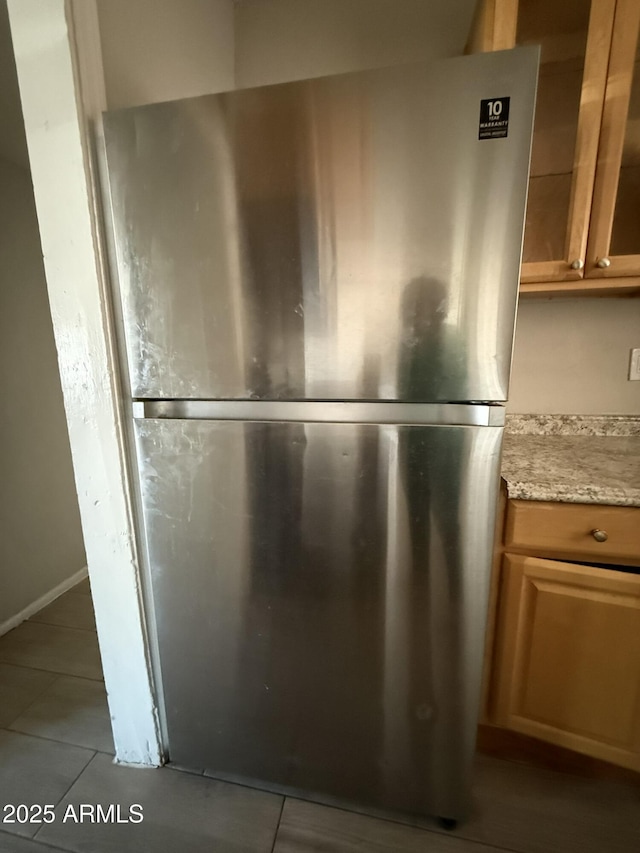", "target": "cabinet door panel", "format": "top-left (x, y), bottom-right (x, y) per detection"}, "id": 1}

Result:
top-left (610, 164), bottom-right (640, 256)
top-left (522, 174), bottom-right (573, 264)
top-left (528, 60), bottom-right (583, 178)
top-left (493, 554), bottom-right (640, 771)
top-left (516, 0), bottom-right (615, 283)
top-left (588, 0), bottom-right (640, 275)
